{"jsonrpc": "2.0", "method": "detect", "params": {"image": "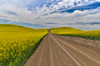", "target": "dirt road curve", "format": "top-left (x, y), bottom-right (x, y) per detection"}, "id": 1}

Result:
top-left (24, 30), bottom-right (100, 66)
